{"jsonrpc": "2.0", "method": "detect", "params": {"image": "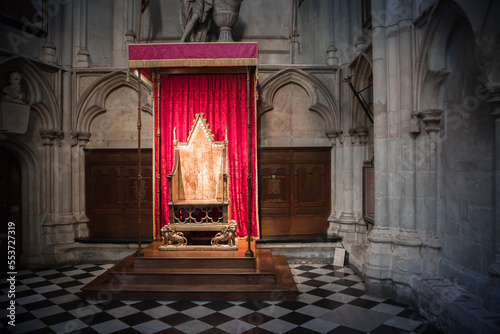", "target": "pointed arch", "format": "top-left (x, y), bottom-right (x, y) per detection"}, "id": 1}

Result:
top-left (259, 68), bottom-right (340, 131)
top-left (0, 57), bottom-right (60, 130)
top-left (349, 47), bottom-right (373, 128)
top-left (415, 2), bottom-right (476, 111)
top-left (75, 71), bottom-right (153, 133)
